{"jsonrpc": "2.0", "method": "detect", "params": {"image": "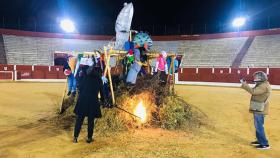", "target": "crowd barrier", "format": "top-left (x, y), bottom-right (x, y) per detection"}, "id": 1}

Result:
top-left (178, 67), bottom-right (280, 85)
top-left (0, 64), bottom-right (65, 80)
top-left (1, 64), bottom-right (279, 85)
